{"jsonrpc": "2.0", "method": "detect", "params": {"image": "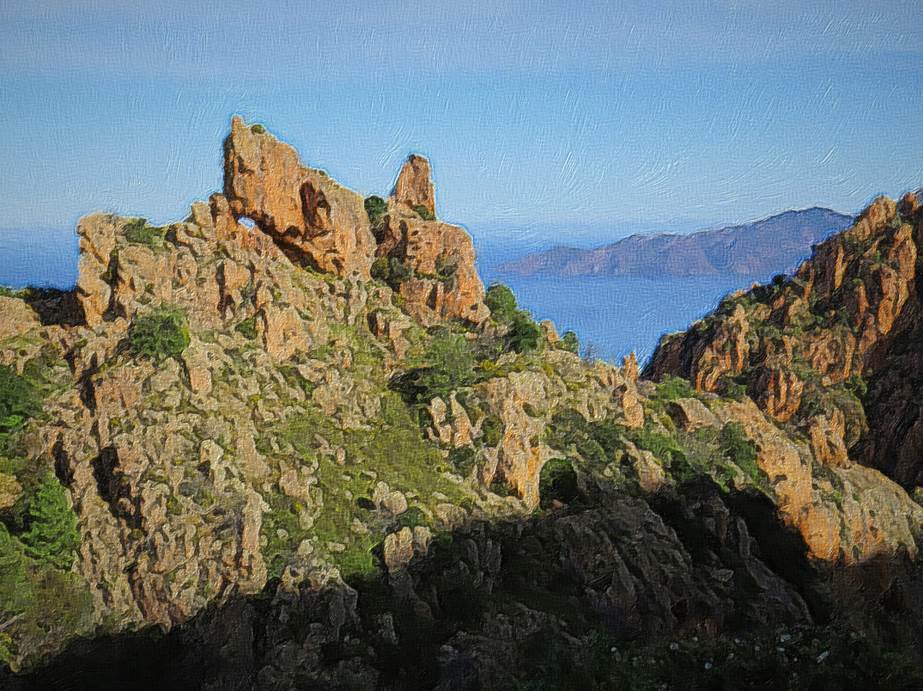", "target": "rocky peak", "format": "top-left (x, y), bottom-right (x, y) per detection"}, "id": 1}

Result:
top-left (223, 116), bottom-right (376, 279)
top-left (391, 153), bottom-right (436, 217)
top-left (647, 190), bottom-right (923, 487)
top-left (220, 117), bottom-right (486, 325)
